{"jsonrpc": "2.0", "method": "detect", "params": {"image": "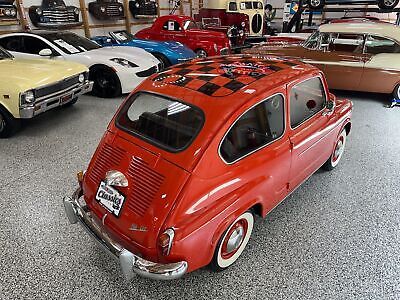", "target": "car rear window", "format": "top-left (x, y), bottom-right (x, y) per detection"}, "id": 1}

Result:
top-left (116, 92), bottom-right (204, 152)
